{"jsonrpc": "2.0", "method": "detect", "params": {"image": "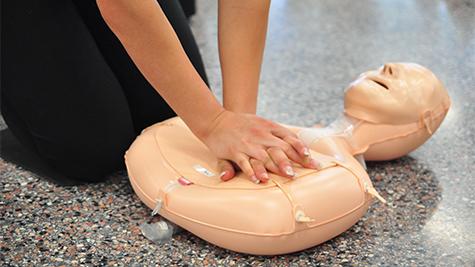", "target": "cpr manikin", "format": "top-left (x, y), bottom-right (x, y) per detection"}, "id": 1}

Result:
top-left (124, 63), bottom-right (450, 255)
